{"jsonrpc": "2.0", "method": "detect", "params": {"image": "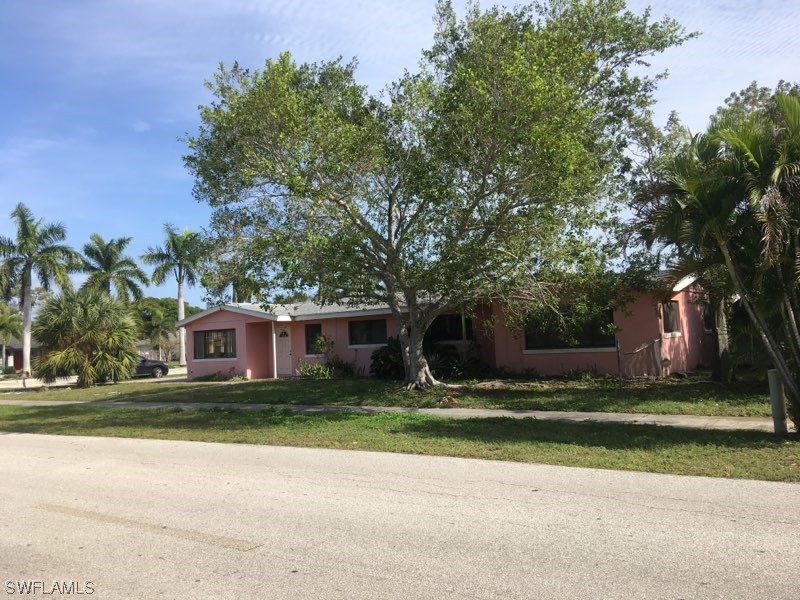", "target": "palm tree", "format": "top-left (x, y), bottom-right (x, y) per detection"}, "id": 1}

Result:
top-left (636, 131), bottom-right (741, 381)
top-left (33, 288), bottom-right (139, 387)
top-left (0, 203), bottom-right (76, 376)
top-left (0, 306), bottom-right (22, 372)
top-left (146, 308), bottom-right (175, 361)
top-left (646, 99), bottom-right (800, 421)
top-left (141, 225), bottom-right (203, 366)
top-left (80, 233), bottom-right (149, 303)
top-left (717, 94), bottom-right (800, 418)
